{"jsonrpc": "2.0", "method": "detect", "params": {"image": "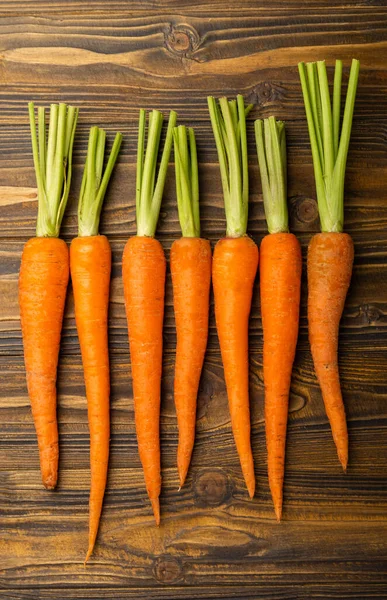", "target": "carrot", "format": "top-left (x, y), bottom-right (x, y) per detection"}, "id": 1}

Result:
top-left (19, 102), bottom-right (78, 489)
top-left (298, 58), bottom-right (360, 469)
top-left (122, 108), bottom-right (177, 523)
top-left (208, 95), bottom-right (258, 497)
top-left (171, 125), bottom-right (211, 487)
top-left (255, 117), bottom-right (302, 520)
top-left (70, 127), bottom-right (122, 563)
